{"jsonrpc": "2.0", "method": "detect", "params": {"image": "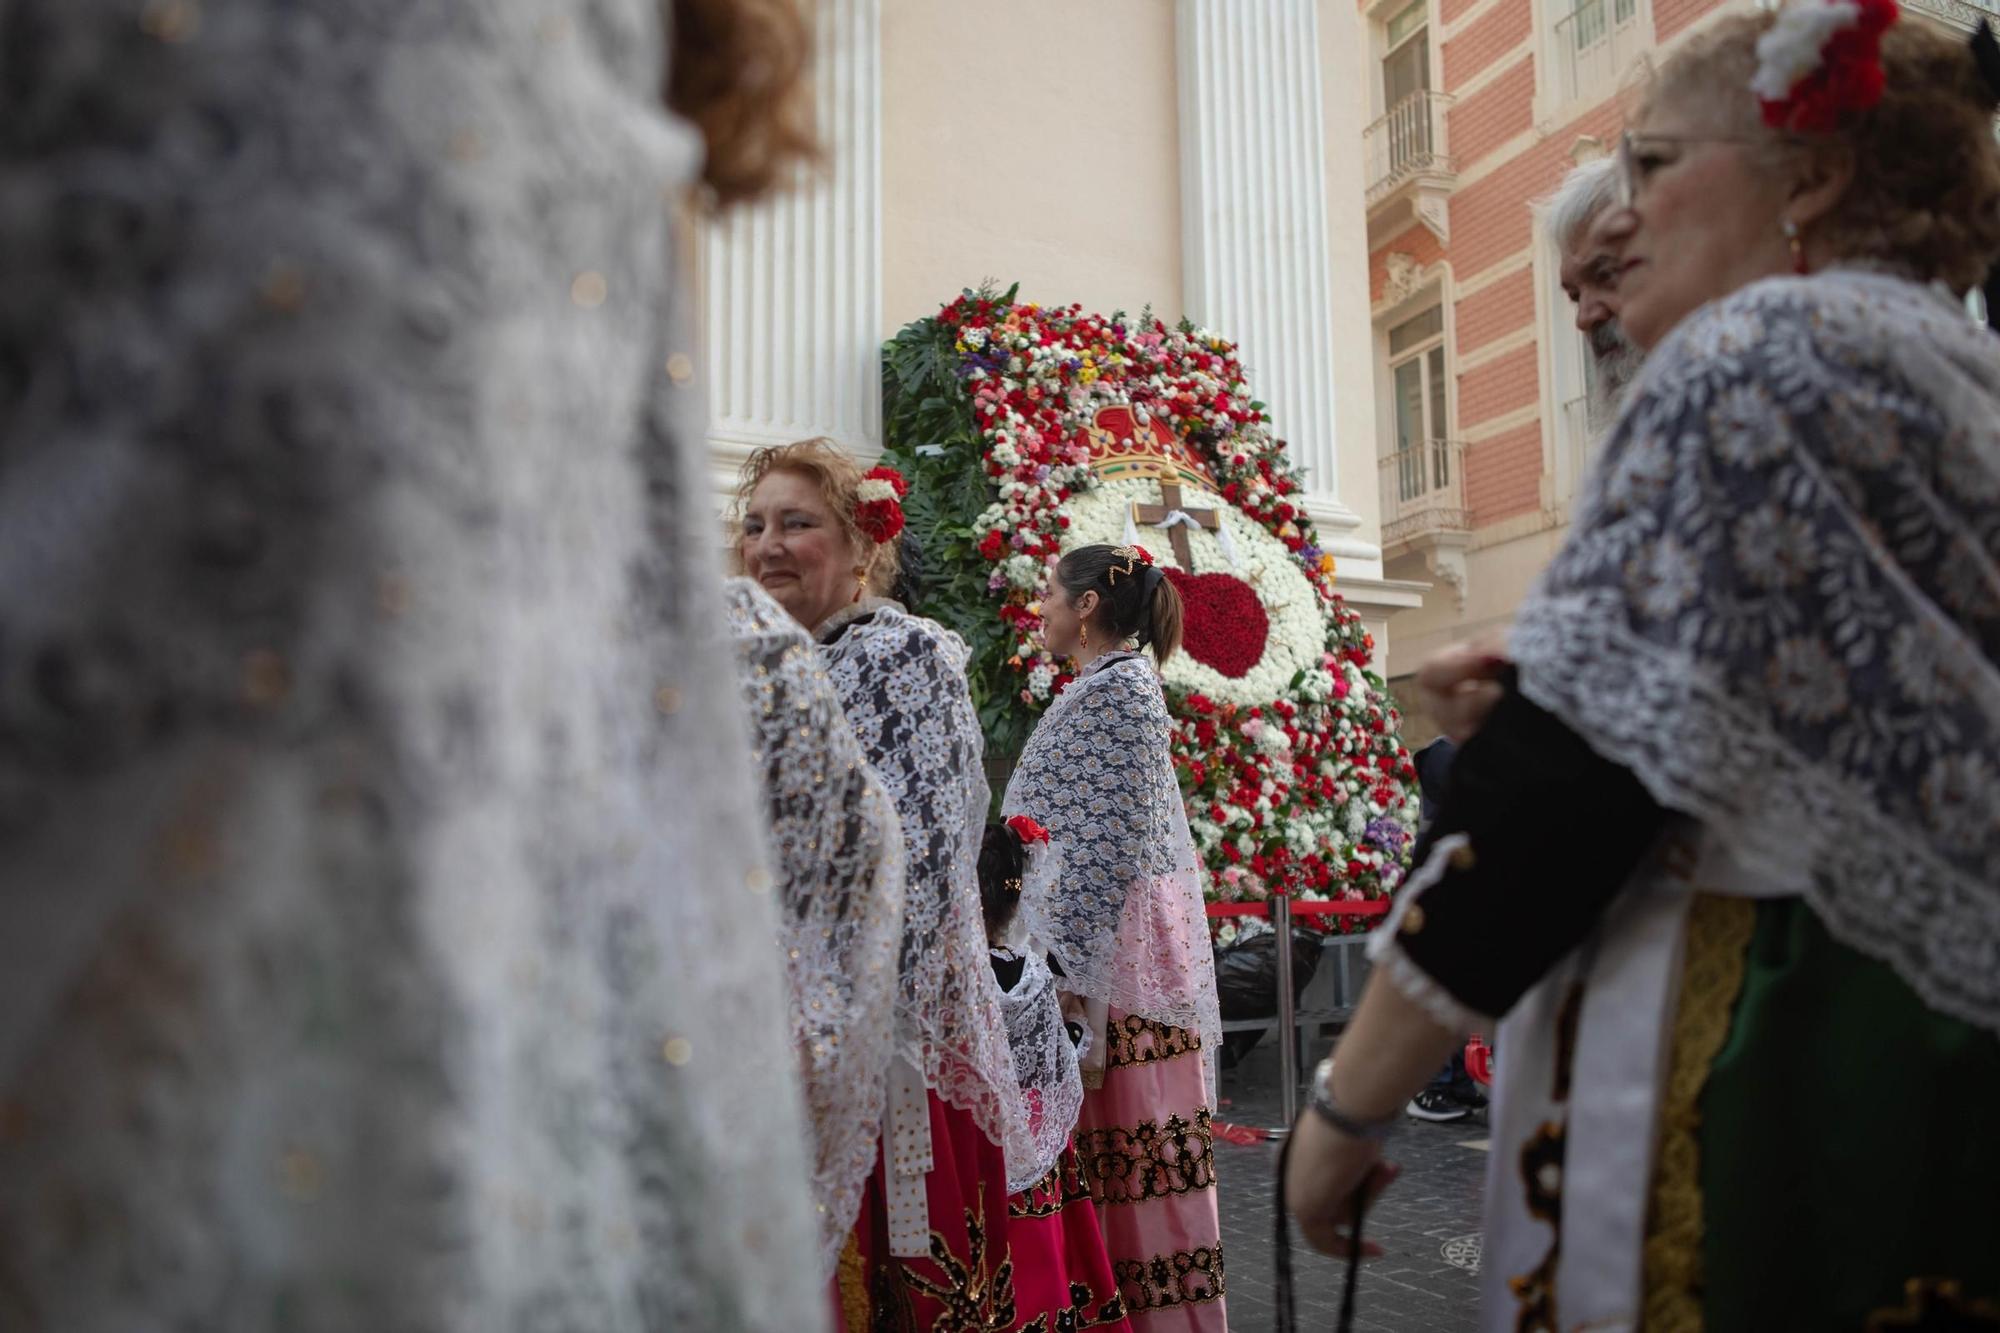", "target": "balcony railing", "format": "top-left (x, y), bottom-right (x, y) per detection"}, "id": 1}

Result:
top-left (1553, 0), bottom-right (1644, 105)
top-left (1379, 439), bottom-right (1470, 549)
top-left (1364, 92), bottom-right (1454, 203)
